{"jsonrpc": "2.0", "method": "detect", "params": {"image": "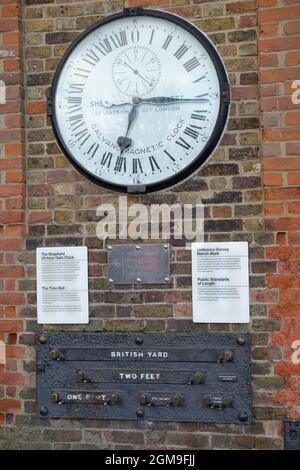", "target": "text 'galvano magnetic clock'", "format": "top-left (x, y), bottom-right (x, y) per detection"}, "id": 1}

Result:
top-left (48, 8), bottom-right (230, 194)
